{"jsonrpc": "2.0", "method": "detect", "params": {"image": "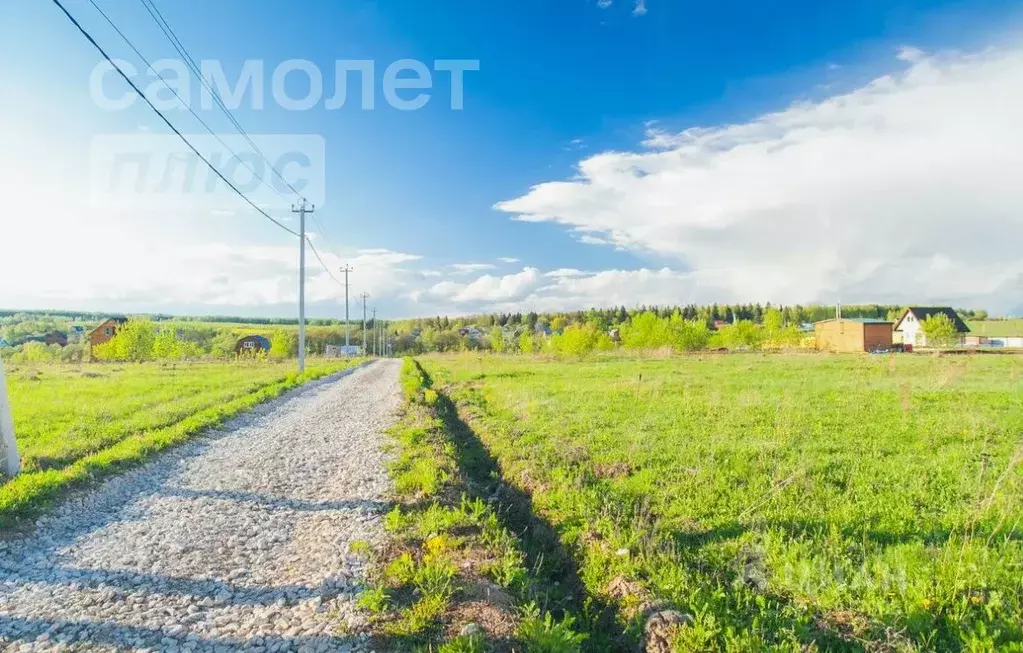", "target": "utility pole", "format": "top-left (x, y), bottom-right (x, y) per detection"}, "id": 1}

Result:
top-left (292, 199), bottom-right (314, 373)
top-left (372, 308), bottom-right (377, 356)
top-left (360, 292), bottom-right (370, 356)
top-left (340, 264), bottom-right (353, 348)
top-left (0, 356), bottom-right (19, 477)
